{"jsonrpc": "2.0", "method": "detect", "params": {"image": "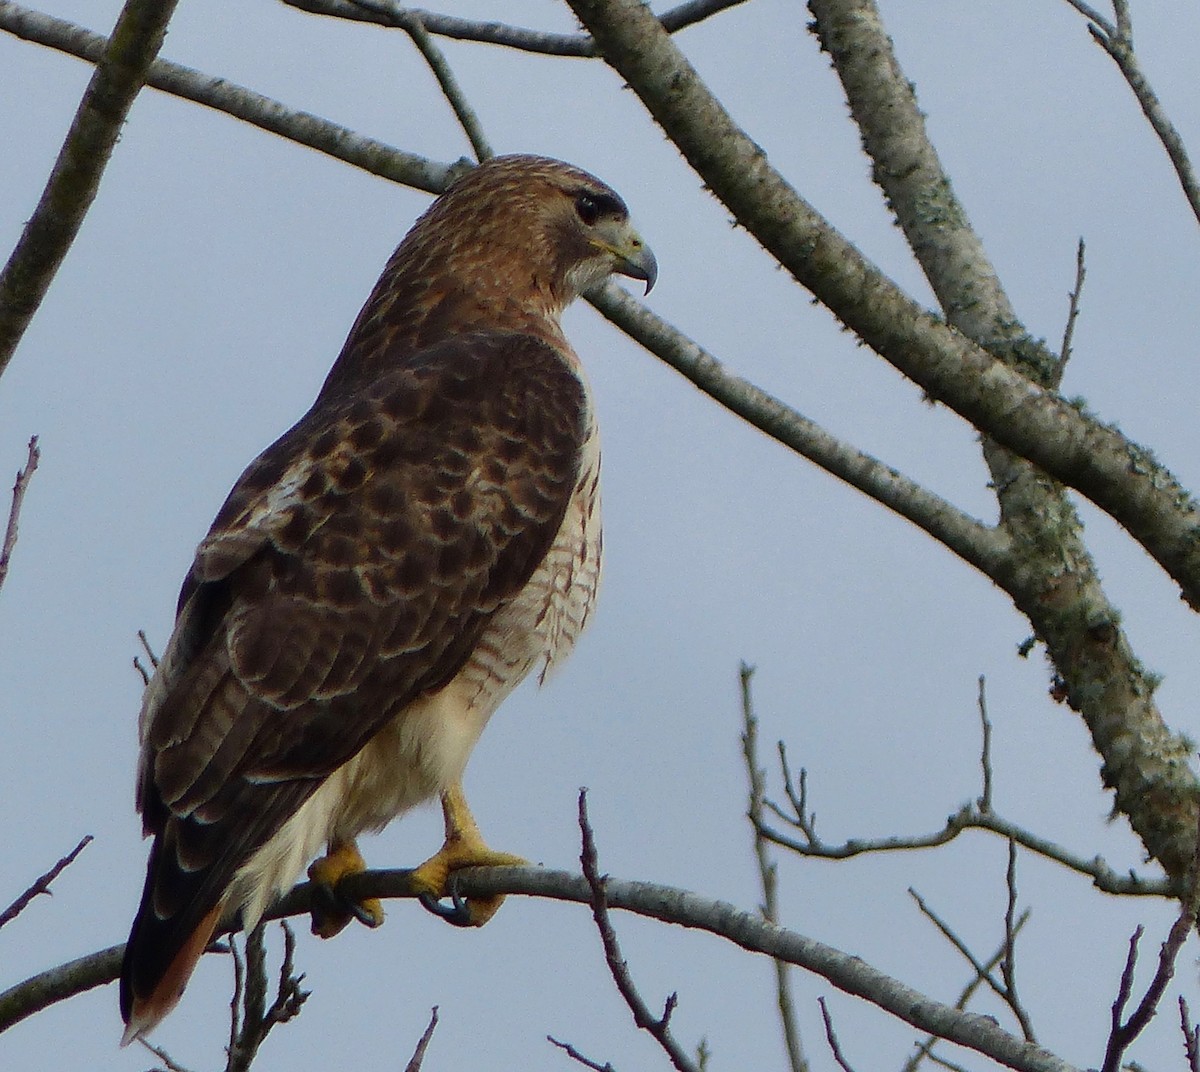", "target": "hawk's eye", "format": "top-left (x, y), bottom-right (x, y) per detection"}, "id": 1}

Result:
top-left (574, 193), bottom-right (601, 226)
